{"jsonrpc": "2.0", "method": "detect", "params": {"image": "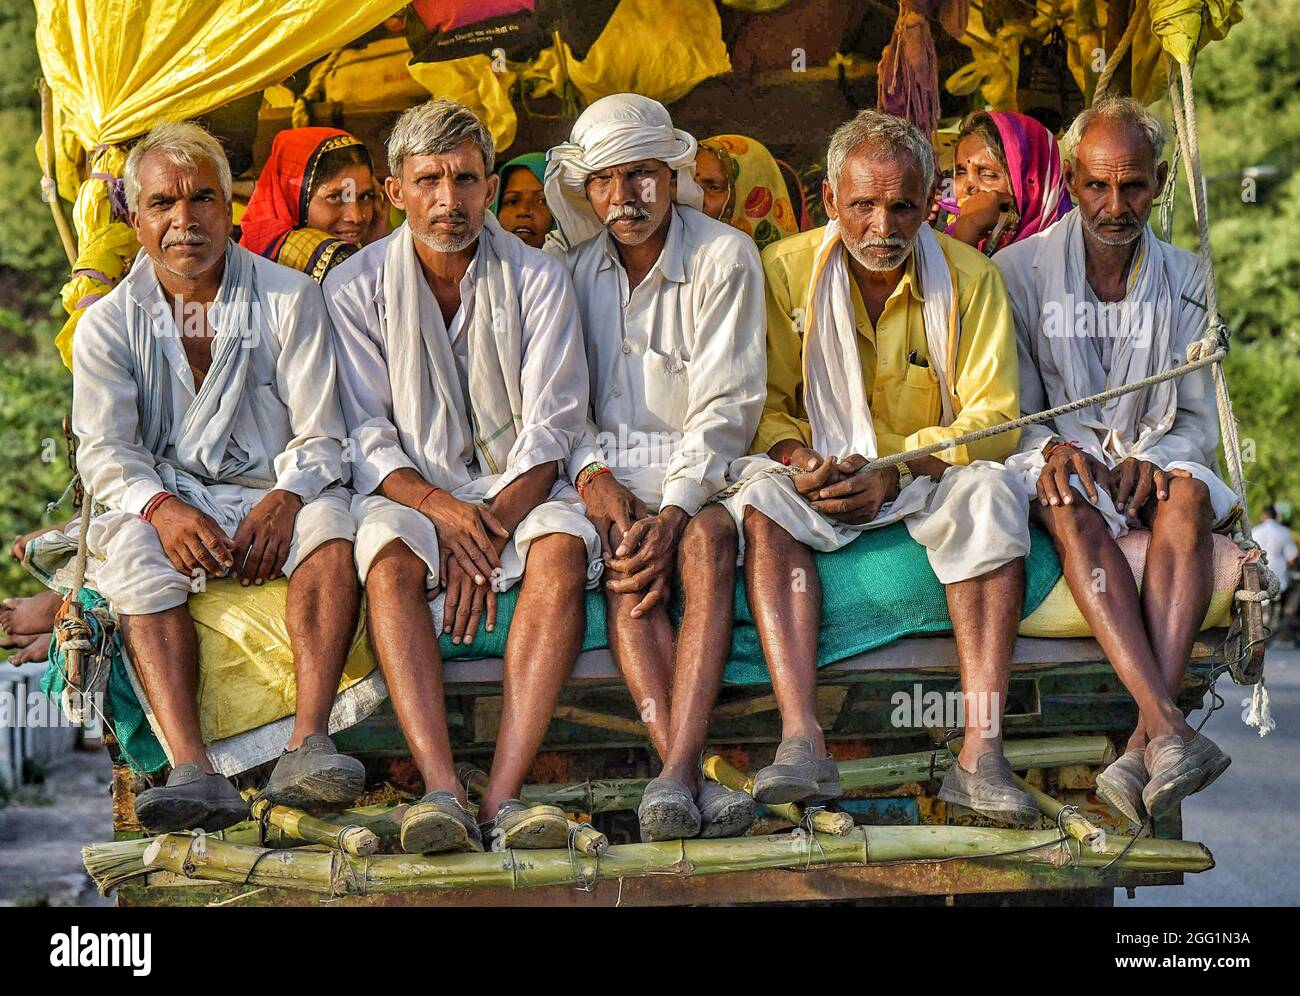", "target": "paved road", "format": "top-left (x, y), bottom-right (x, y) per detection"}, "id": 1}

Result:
top-left (1119, 646), bottom-right (1300, 906)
